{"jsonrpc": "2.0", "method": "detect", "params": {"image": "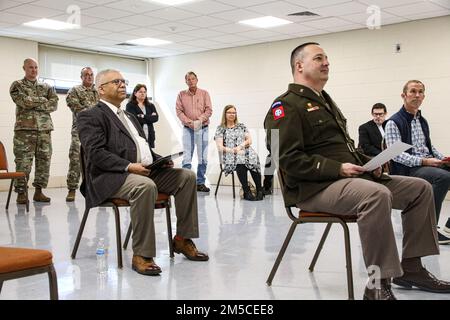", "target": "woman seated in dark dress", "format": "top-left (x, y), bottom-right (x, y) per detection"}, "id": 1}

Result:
top-left (214, 105), bottom-right (263, 201)
top-left (126, 84), bottom-right (159, 148)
